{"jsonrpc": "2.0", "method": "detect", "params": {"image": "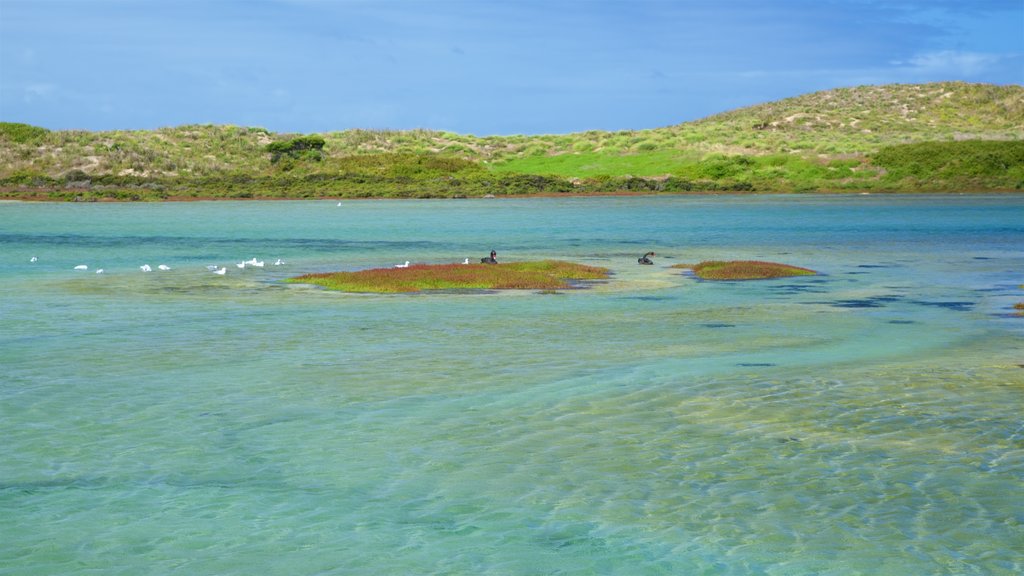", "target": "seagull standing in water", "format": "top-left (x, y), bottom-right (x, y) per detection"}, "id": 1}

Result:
top-left (74, 264), bottom-right (88, 270)
top-left (140, 264), bottom-right (152, 272)
top-left (213, 267), bottom-right (227, 275)
top-left (30, 256), bottom-right (38, 263)
top-left (395, 261), bottom-right (410, 268)
top-left (158, 264), bottom-right (171, 271)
